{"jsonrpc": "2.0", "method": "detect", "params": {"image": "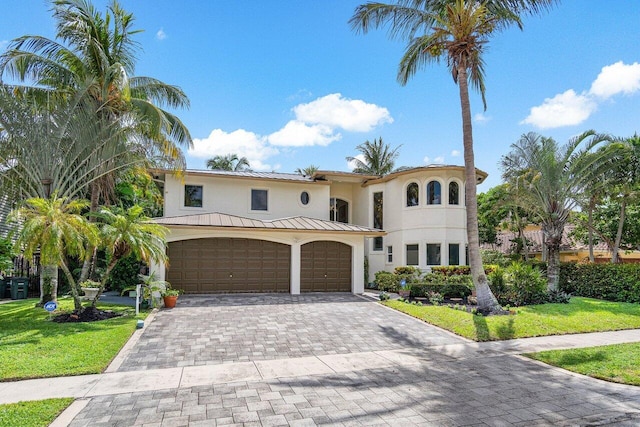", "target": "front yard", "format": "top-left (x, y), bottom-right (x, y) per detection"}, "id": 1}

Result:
top-left (0, 297), bottom-right (146, 381)
top-left (384, 297), bottom-right (640, 341)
